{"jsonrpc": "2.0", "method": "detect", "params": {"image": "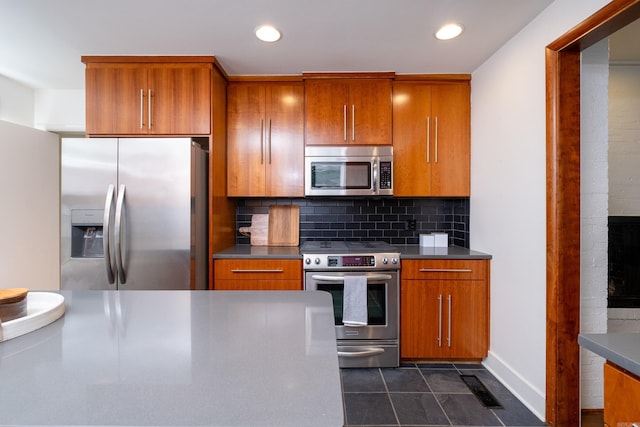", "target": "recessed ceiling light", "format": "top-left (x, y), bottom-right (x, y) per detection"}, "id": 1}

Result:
top-left (255, 25), bottom-right (281, 42)
top-left (435, 23), bottom-right (464, 40)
